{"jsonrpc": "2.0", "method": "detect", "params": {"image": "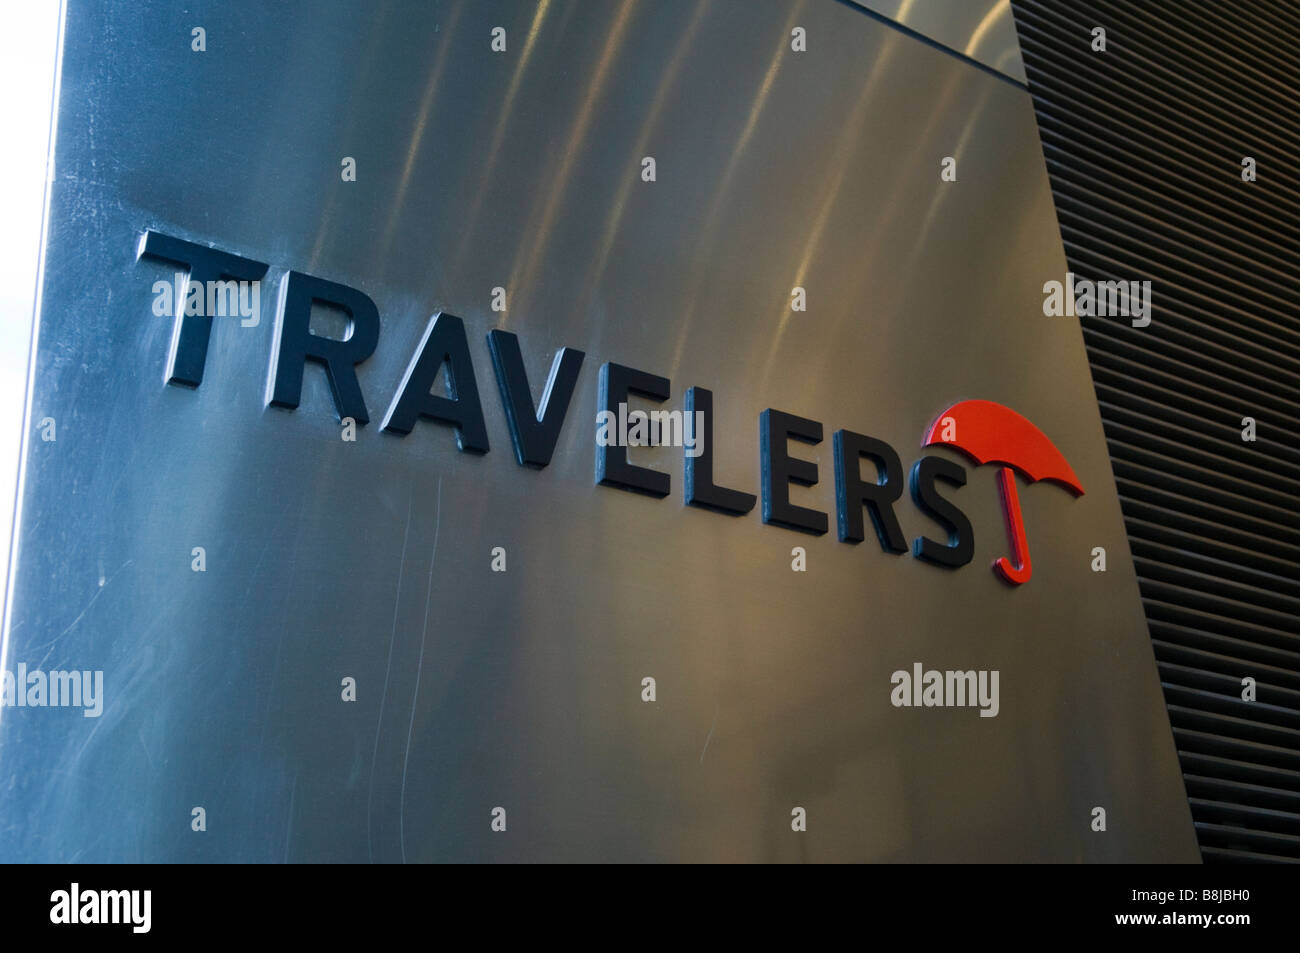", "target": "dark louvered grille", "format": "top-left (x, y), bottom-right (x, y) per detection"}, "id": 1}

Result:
top-left (1011, 0), bottom-right (1300, 862)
